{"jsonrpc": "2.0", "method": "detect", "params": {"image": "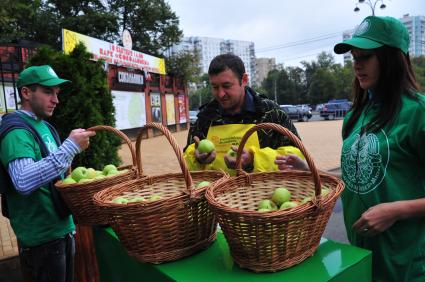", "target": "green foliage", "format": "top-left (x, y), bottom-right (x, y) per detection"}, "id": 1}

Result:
top-left (27, 43), bottom-right (122, 169)
top-left (166, 50), bottom-right (201, 84)
top-left (109, 0), bottom-right (183, 56)
top-left (262, 51), bottom-right (355, 106)
top-left (411, 56), bottom-right (425, 91)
